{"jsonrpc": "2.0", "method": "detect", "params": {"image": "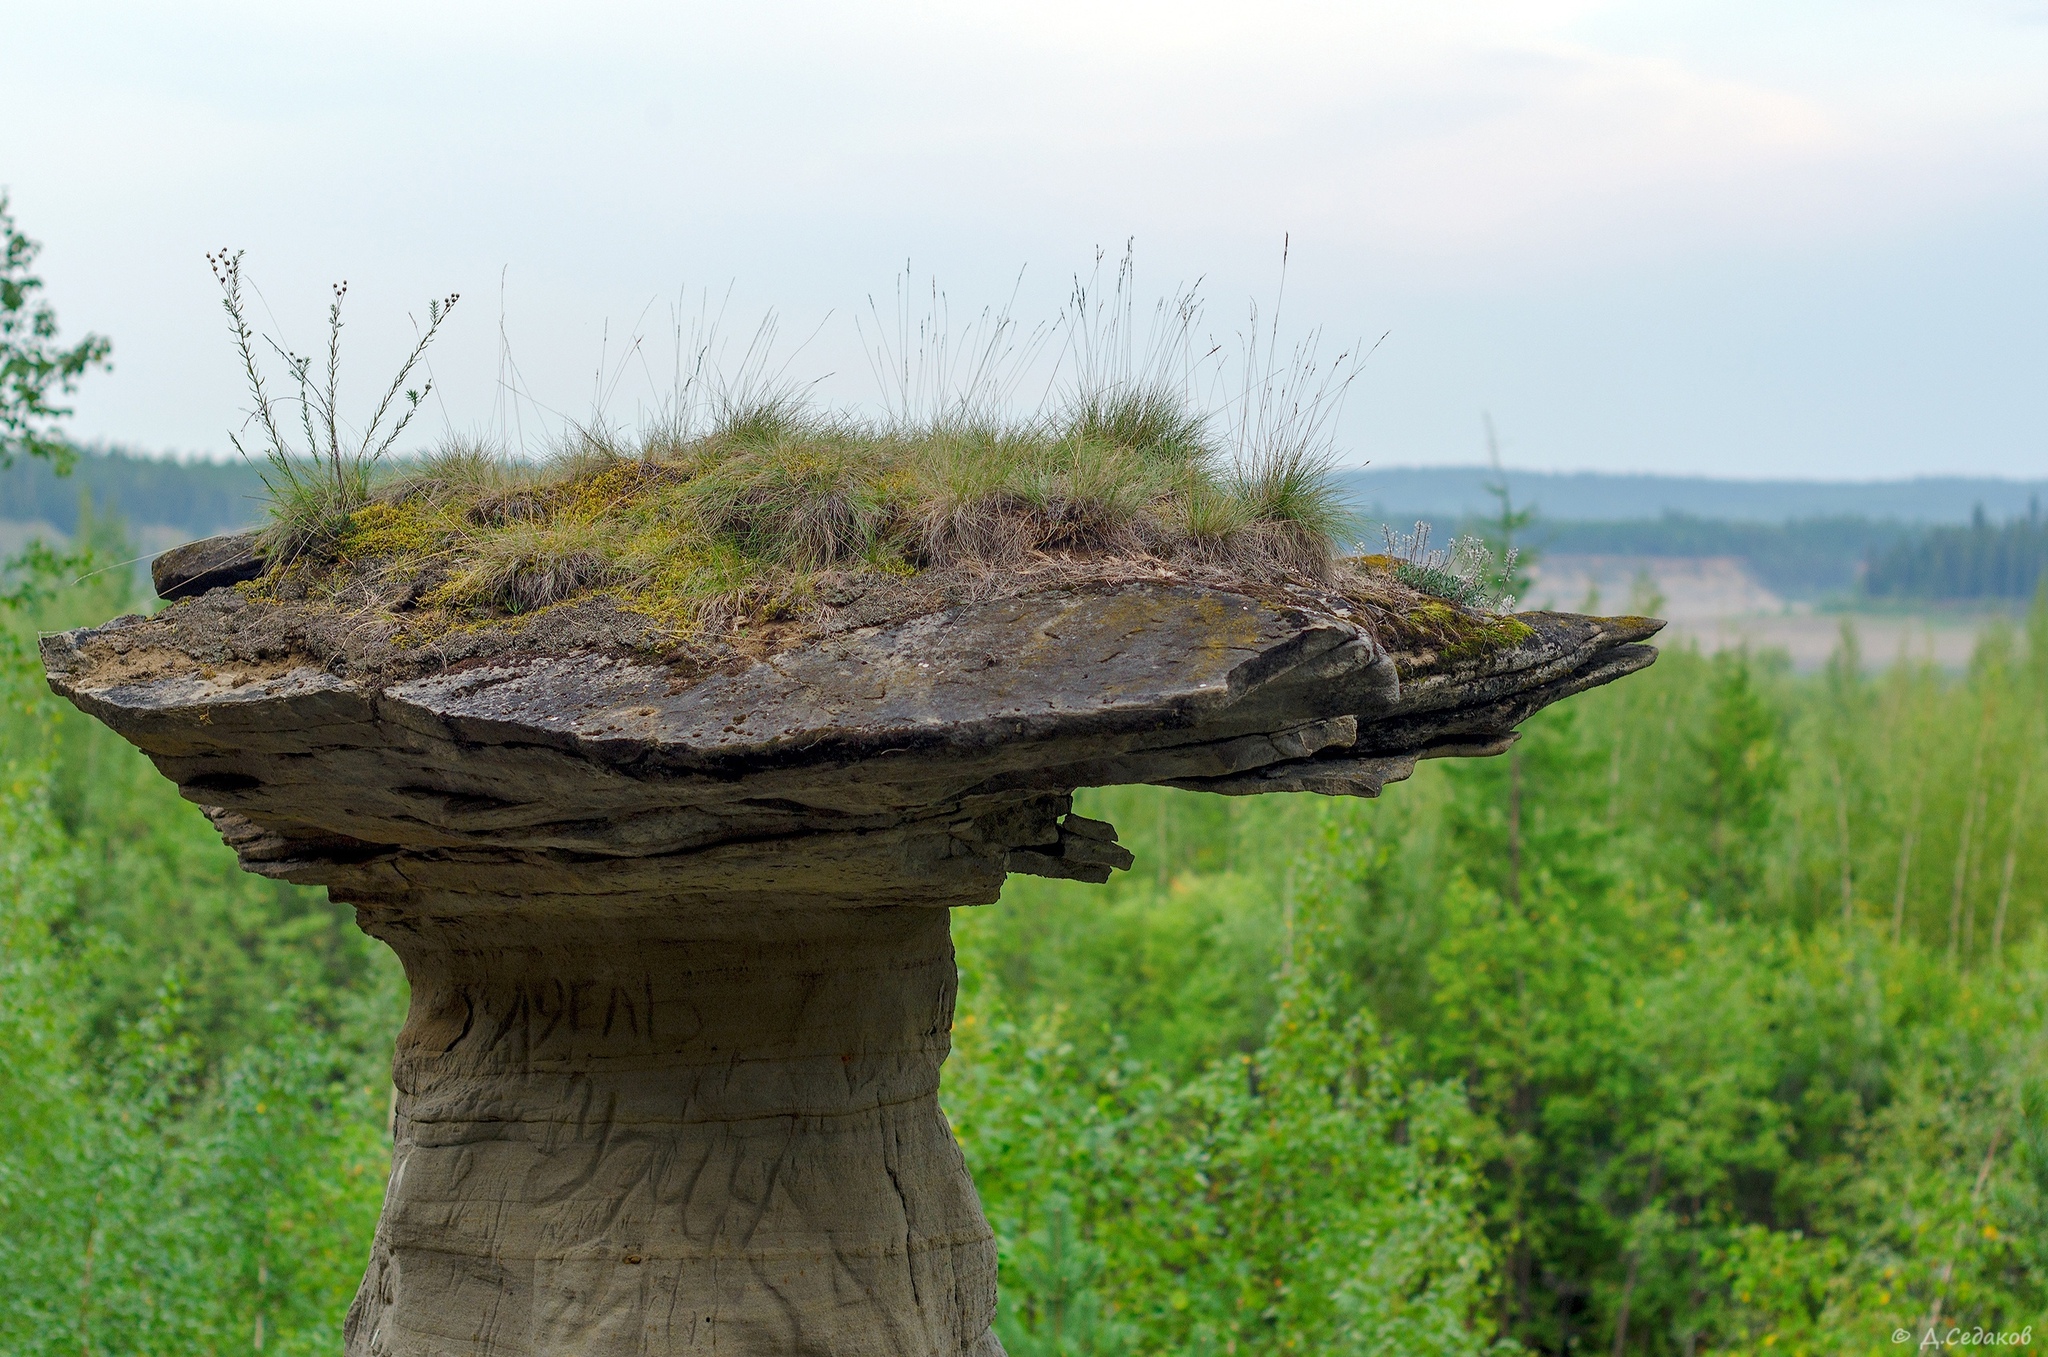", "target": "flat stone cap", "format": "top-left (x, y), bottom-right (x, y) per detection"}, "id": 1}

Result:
top-left (43, 577), bottom-right (1659, 903)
